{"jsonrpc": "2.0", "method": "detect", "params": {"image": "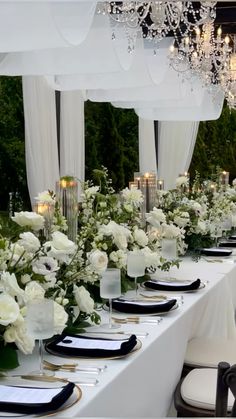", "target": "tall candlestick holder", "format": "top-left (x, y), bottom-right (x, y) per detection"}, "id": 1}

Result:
top-left (220, 171), bottom-right (229, 187)
top-left (34, 201), bottom-right (55, 240)
top-left (157, 179), bottom-right (164, 191)
top-left (56, 177), bottom-right (78, 242)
